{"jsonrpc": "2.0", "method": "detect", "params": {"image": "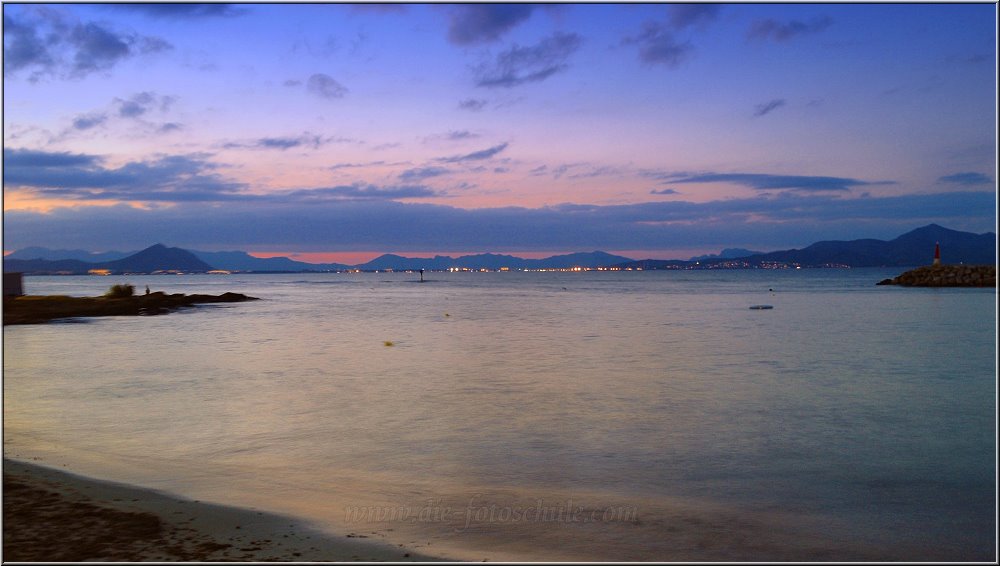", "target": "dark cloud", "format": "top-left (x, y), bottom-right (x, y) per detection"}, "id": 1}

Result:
top-left (71, 112), bottom-right (108, 131)
top-left (622, 23), bottom-right (693, 68)
top-left (568, 165), bottom-right (625, 179)
top-left (446, 130), bottom-right (479, 141)
top-left (116, 91), bottom-right (175, 118)
top-left (458, 98), bottom-right (488, 111)
top-left (329, 160), bottom-right (392, 171)
top-left (3, 148), bottom-right (438, 206)
top-left (447, 4), bottom-right (535, 45)
top-left (69, 22), bottom-right (156, 76)
top-left (224, 133), bottom-right (329, 151)
top-left (748, 17), bottom-right (833, 42)
top-left (4, 148), bottom-right (100, 169)
top-left (753, 98), bottom-right (786, 117)
top-left (639, 169), bottom-right (695, 182)
top-left (3, 148), bottom-right (242, 198)
top-left (440, 142), bottom-right (509, 163)
top-left (937, 172), bottom-right (993, 186)
top-left (670, 172), bottom-right (894, 192)
top-left (2, 13), bottom-right (56, 79)
top-left (282, 184), bottom-right (438, 202)
top-left (158, 122), bottom-right (183, 133)
top-left (668, 4), bottom-right (721, 29)
top-left (258, 135), bottom-right (326, 150)
top-left (650, 188), bottom-right (679, 195)
top-left (110, 4), bottom-right (245, 19)
top-left (399, 167), bottom-right (451, 181)
top-left (283, 78), bottom-right (303, 87)
top-left (63, 92), bottom-right (176, 138)
top-left (4, 191), bottom-right (993, 253)
top-left (3, 12), bottom-right (172, 80)
top-left (475, 32), bottom-right (582, 88)
top-left (306, 73), bottom-right (348, 99)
